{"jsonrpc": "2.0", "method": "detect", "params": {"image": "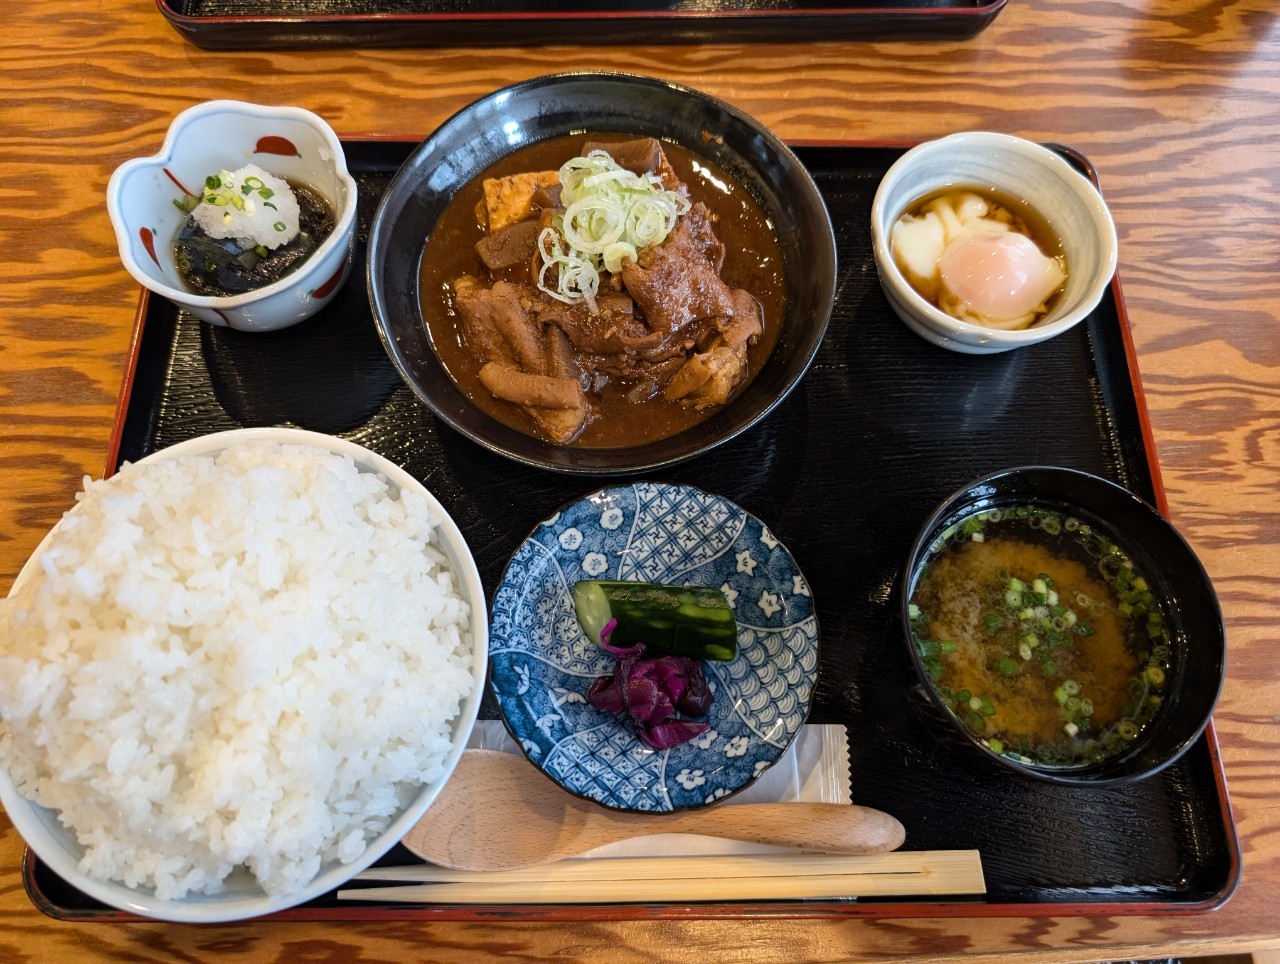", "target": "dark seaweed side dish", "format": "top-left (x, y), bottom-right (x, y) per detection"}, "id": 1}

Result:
top-left (909, 504), bottom-right (1170, 769)
top-left (173, 184), bottom-right (333, 298)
